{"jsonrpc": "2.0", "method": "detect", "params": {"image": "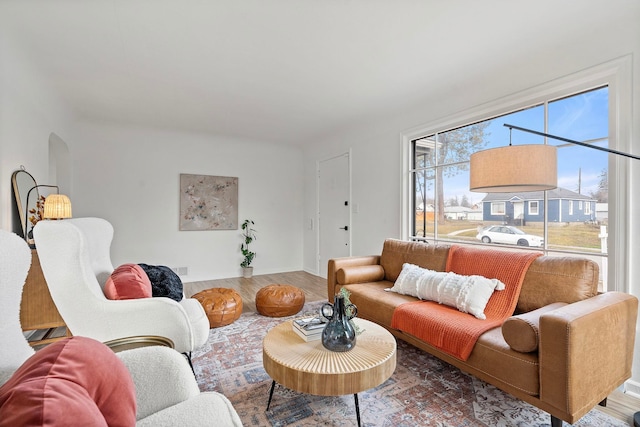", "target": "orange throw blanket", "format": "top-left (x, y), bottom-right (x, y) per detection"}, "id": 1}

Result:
top-left (391, 245), bottom-right (541, 360)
